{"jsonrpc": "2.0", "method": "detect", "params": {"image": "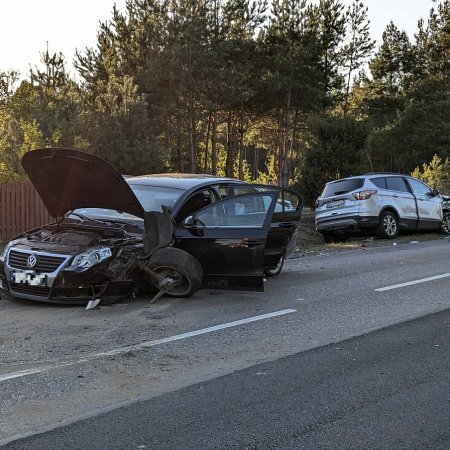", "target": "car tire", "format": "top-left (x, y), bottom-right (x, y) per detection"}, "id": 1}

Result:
top-left (264, 255), bottom-right (285, 277)
top-left (141, 247), bottom-right (203, 298)
top-left (377, 210), bottom-right (399, 239)
top-left (441, 212), bottom-right (450, 234)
